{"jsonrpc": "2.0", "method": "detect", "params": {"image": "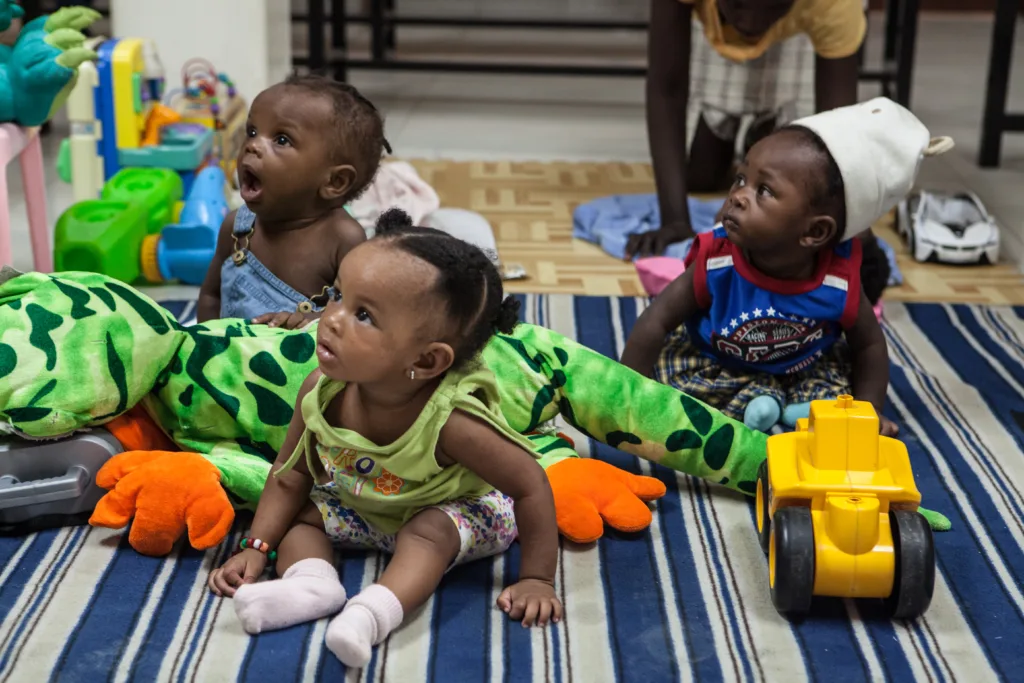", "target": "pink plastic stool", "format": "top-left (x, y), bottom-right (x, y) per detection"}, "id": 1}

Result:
top-left (0, 124), bottom-right (51, 272)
